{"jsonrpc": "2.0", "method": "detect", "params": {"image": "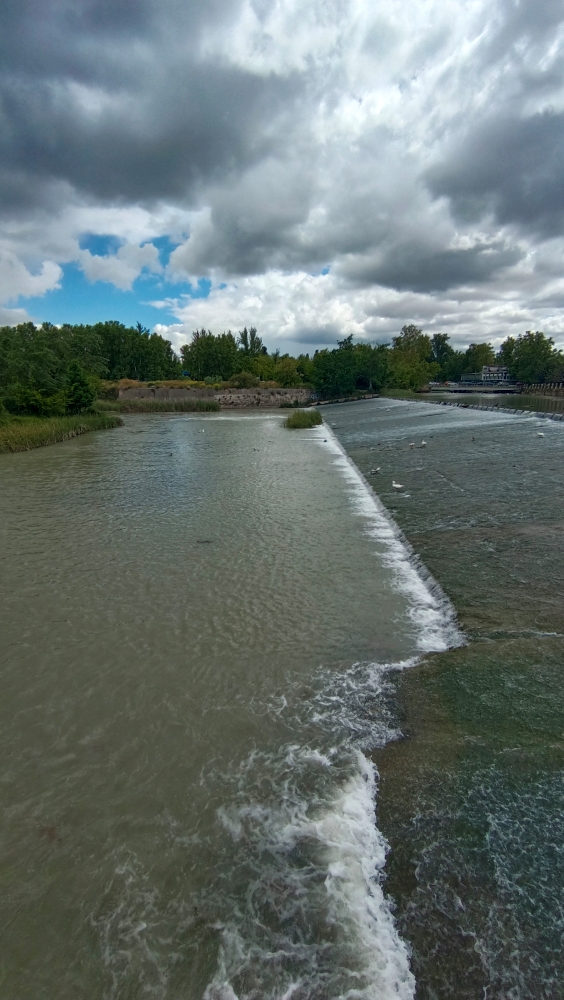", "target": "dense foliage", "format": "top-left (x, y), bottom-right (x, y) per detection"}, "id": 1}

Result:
top-left (430, 330), bottom-right (564, 384)
top-left (0, 320), bottom-right (182, 414)
top-left (1, 319), bottom-right (562, 414)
